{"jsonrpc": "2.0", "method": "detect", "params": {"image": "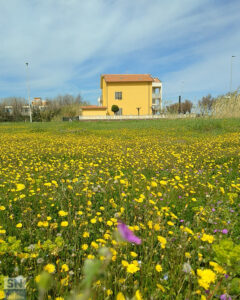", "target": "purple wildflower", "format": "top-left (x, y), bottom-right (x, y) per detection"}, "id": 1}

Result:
top-left (222, 229), bottom-right (228, 234)
top-left (117, 220), bottom-right (141, 245)
top-left (220, 294), bottom-right (232, 300)
top-left (212, 208), bottom-right (216, 212)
